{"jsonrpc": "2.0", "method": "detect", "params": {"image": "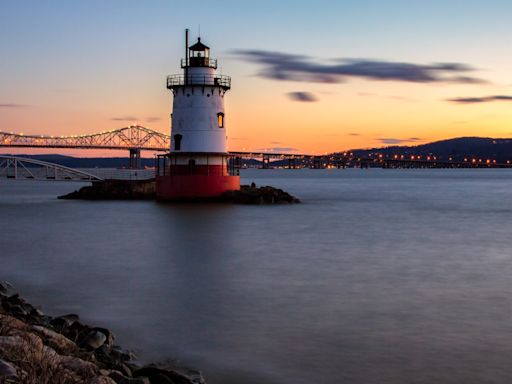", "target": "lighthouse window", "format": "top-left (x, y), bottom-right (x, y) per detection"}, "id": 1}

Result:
top-left (174, 134), bottom-right (182, 151)
top-left (217, 113), bottom-right (224, 128)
